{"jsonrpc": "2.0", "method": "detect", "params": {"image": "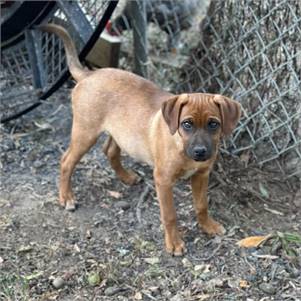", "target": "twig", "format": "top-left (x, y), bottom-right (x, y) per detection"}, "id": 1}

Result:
top-left (142, 291), bottom-right (157, 300)
top-left (190, 242), bottom-right (223, 261)
top-left (136, 185), bottom-right (151, 224)
top-left (251, 253), bottom-right (279, 259)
